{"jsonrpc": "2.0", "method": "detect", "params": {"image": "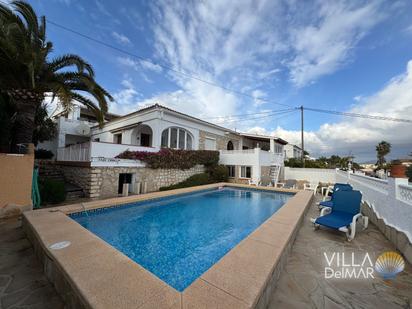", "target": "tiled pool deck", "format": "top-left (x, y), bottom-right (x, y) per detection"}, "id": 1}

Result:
top-left (22, 183), bottom-right (310, 309)
top-left (269, 196), bottom-right (412, 308)
top-left (1, 188), bottom-right (411, 308)
top-left (0, 217), bottom-right (64, 308)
